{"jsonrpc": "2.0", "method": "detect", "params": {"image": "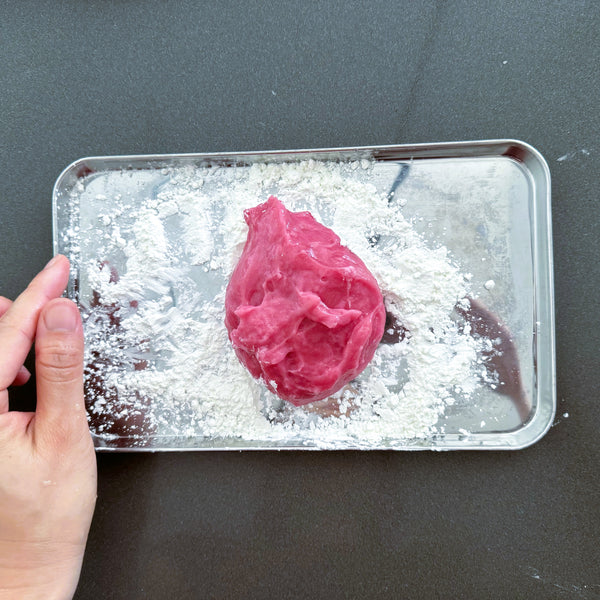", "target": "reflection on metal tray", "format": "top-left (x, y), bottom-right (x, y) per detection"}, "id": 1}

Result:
top-left (53, 140), bottom-right (555, 451)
